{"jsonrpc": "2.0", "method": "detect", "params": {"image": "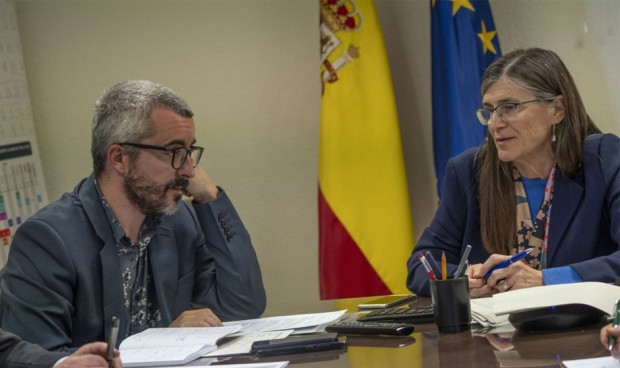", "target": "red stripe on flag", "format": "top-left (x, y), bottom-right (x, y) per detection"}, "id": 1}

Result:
top-left (318, 187), bottom-right (390, 300)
